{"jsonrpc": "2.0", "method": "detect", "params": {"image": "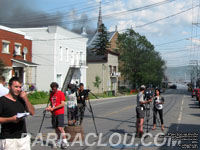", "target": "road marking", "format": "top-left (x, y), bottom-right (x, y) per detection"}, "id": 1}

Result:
top-left (102, 105), bottom-right (136, 117)
top-left (91, 98), bottom-right (134, 106)
top-left (176, 95), bottom-right (185, 131)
